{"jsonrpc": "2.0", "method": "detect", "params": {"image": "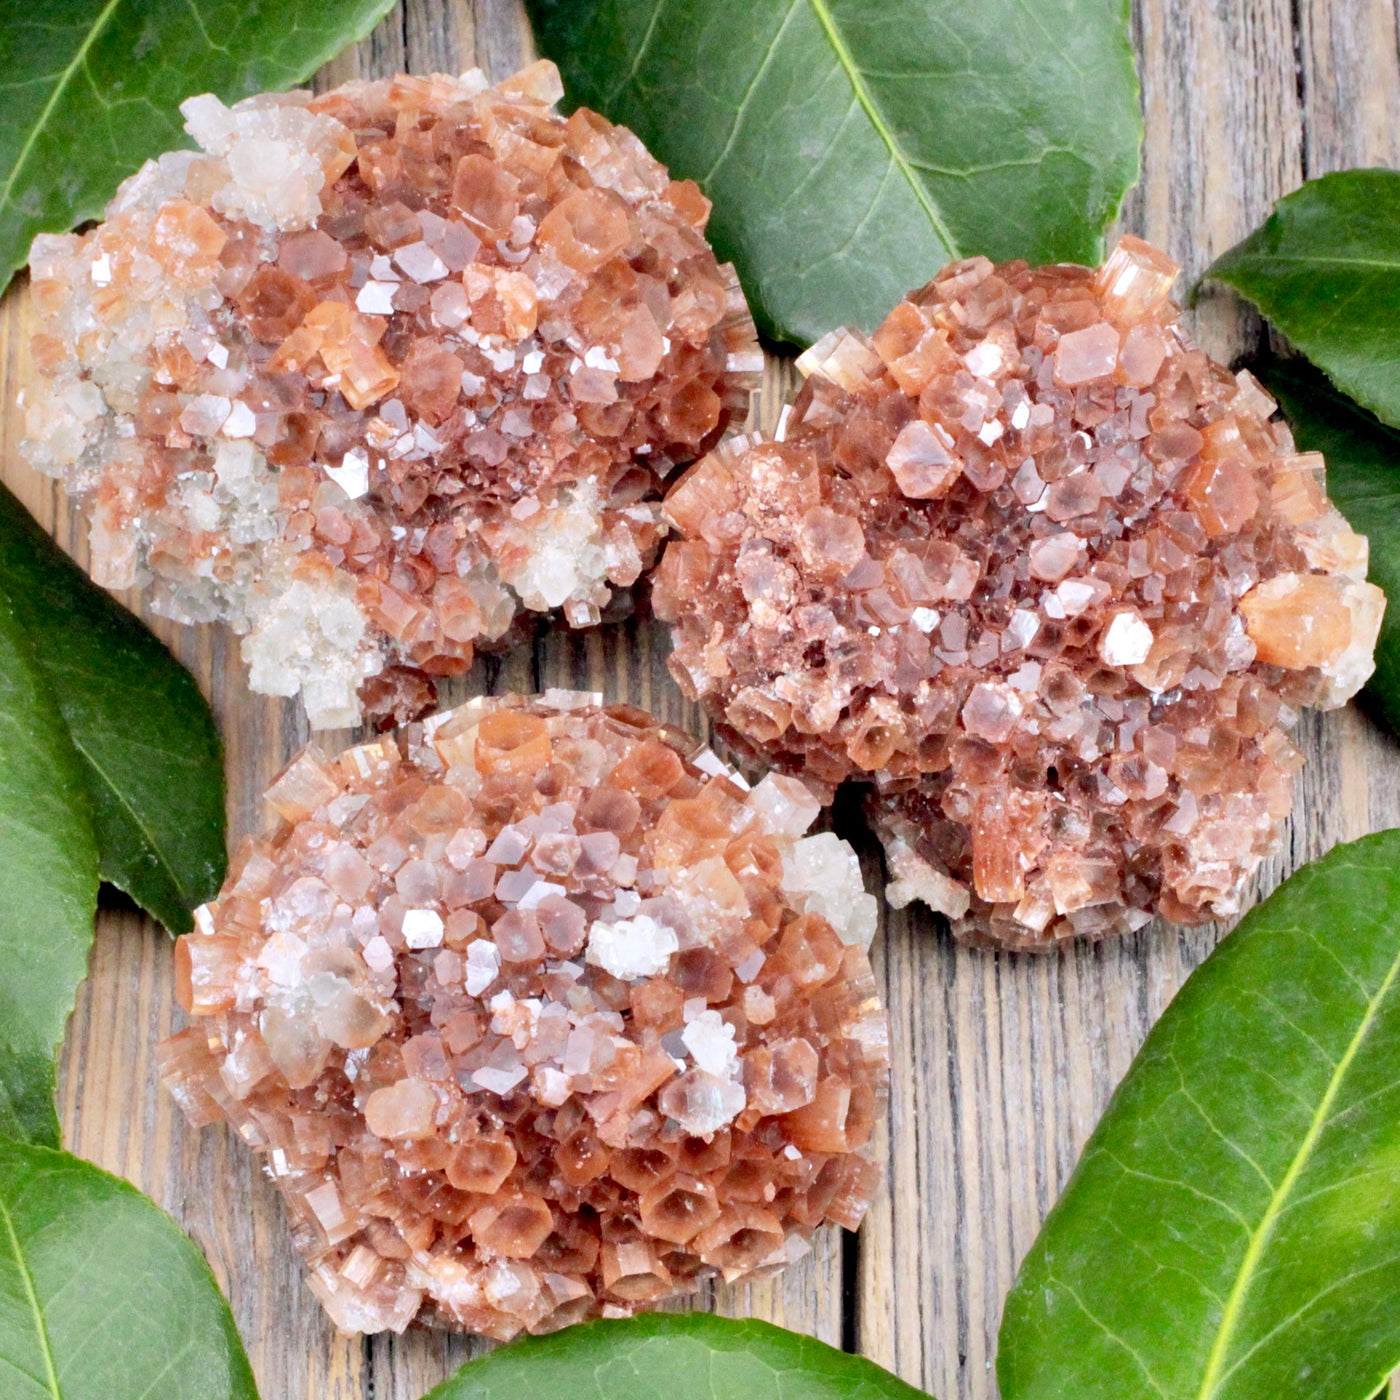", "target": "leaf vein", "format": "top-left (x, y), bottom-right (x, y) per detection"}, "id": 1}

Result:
top-left (1049, 1276), bottom-right (1172, 1398)
top-left (802, 0), bottom-right (961, 256)
top-left (1195, 939), bottom-right (1400, 1399)
top-left (1101, 1152), bottom-right (1253, 1231)
top-left (0, 1190), bottom-right (63, 1399)
top-left (606, 0), bottom-right (669, 104)
top-left (1173, 1079), bottom-right (1277, 1193)
top-left (0, 0), bottom-right (125, 216)
top-left (67, 729), bottom-right (191, 903)
top-left (700, 0), bottom-right (803, 184)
